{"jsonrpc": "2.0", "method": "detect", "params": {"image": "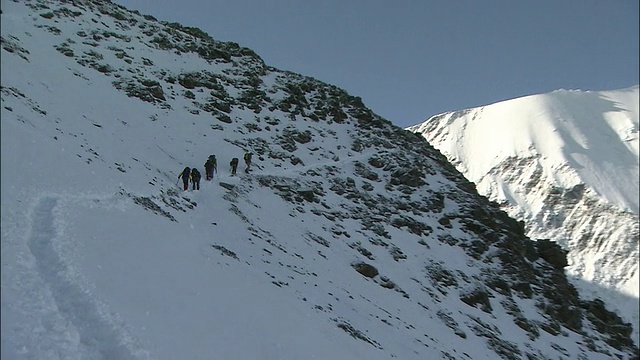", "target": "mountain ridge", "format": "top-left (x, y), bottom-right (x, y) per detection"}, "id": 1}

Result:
top-left (2, 1), bottom-right (638, 359)
top-left (408, 86), bottom-right (640, 344)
